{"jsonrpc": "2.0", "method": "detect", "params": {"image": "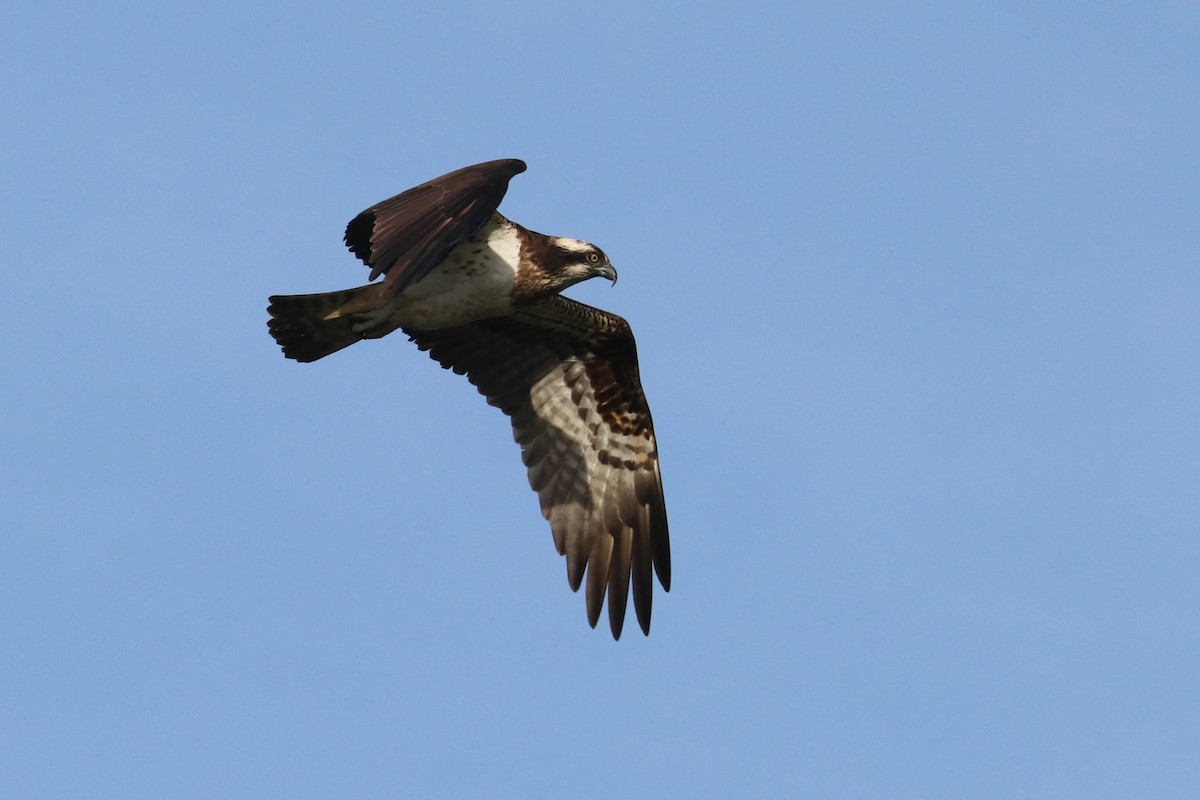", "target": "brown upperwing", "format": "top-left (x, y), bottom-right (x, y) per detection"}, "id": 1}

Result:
top-left (343, 158), bottom-right (527, 295)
